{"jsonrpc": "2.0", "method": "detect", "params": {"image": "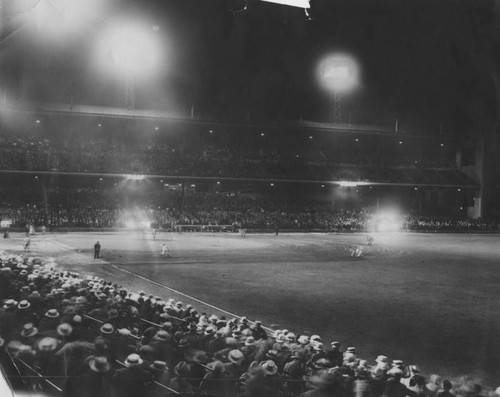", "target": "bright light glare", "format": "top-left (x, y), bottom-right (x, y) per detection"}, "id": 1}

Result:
top-left (95, 17), bottom-right (164, 78)
top-left (316, 53), bottom-right (360, 93)
top-left (126, 175), bottom-right (145, 180)
top-left (30, 0), bottom-right (115, 42)
top-left (373, 210), bottom-right (402, 233)
top-left (0, 220), bottom-right (12, 228)
top-left (339, 181), bottom-right (359, 187)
